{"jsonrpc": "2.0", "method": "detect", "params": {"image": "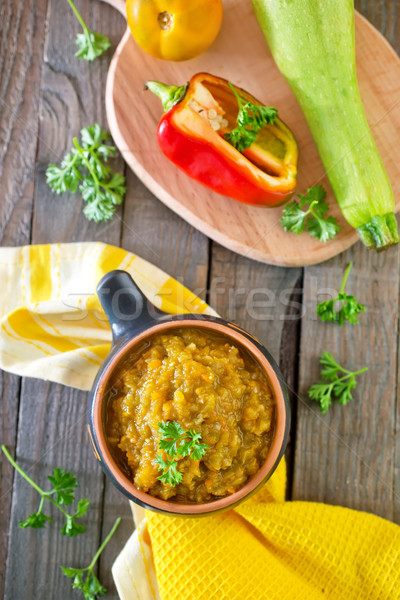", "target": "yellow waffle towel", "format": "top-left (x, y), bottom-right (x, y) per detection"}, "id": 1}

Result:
top-left (0, 242), bottom-right (399, 600)
top-left (113, 458), bottom-right (400, 600)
